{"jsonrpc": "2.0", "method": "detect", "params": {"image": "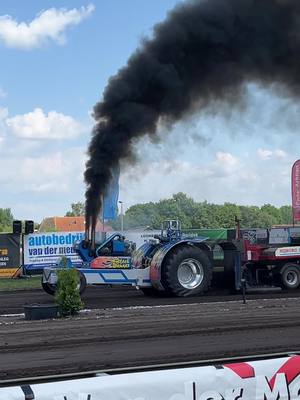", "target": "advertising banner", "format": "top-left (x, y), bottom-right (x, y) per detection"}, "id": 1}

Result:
top-left (103, 165), bottom-right (120, 219)
top-left (275, 246), bottom-right (300, 257)
top-left (0, 233), bottom-right (20, 278)
top-left (292, 159), bottom-right (300, 222)
top-left (124, 229), bottom-right (229, 248)
top-left (23, 231), bottom-right (85, 273)
top-left (182, 229), bottom-right (228, 240)
top-left (23, 229), bottom-right (231, 274)
top-left (1, 355), bottom-right (300, 400)
top-left (269, 228), bottom-right (290, 244)
top-left (23, 231), bottom-right (159, 273)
